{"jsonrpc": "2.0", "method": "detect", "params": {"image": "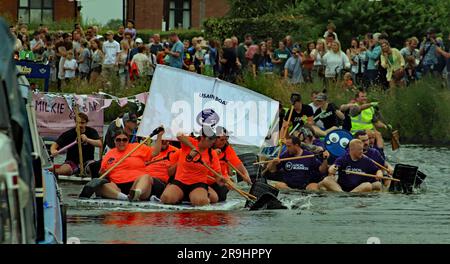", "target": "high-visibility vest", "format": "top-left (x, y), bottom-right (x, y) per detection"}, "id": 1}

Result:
top-left (350, 105), bottom-right (375, 133)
